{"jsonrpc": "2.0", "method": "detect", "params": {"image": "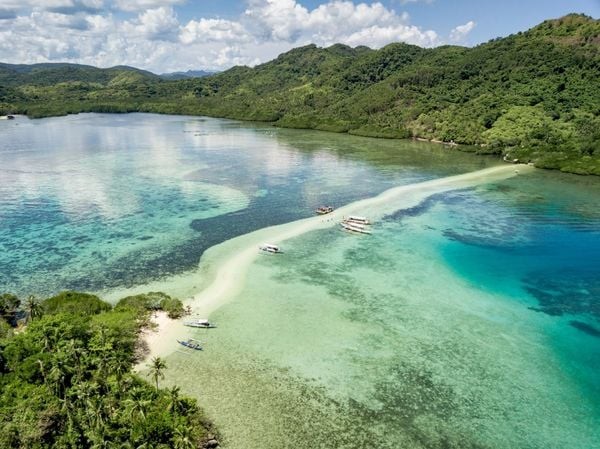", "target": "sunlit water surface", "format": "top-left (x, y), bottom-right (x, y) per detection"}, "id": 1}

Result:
top-left (1, 114), bottom-right (599, 448)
